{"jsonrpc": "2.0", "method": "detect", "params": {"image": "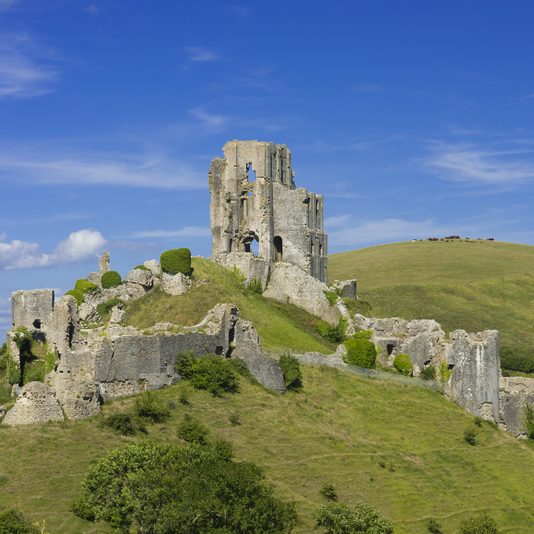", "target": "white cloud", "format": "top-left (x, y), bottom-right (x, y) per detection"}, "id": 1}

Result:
top-left (328, 217), bottom-right (448, 249)
top-left (183, 47), bottom-right (218, 62)
top-left (189, 107), bottom-right (229, 131)
top-left (0, 150), bottom-right (205, 190)
top-left (0, 0), bottom-right (17, 11)
top-left (85, 3), bottom-right (99, 14)
top-left (426, 142), bottom-right (534, 186)
top-left (0, 33), bottom-right (58, 99)
top-left (0, 229), bottom-right (106, 270)
top-left (130, 226), bottom-right (211, 239)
